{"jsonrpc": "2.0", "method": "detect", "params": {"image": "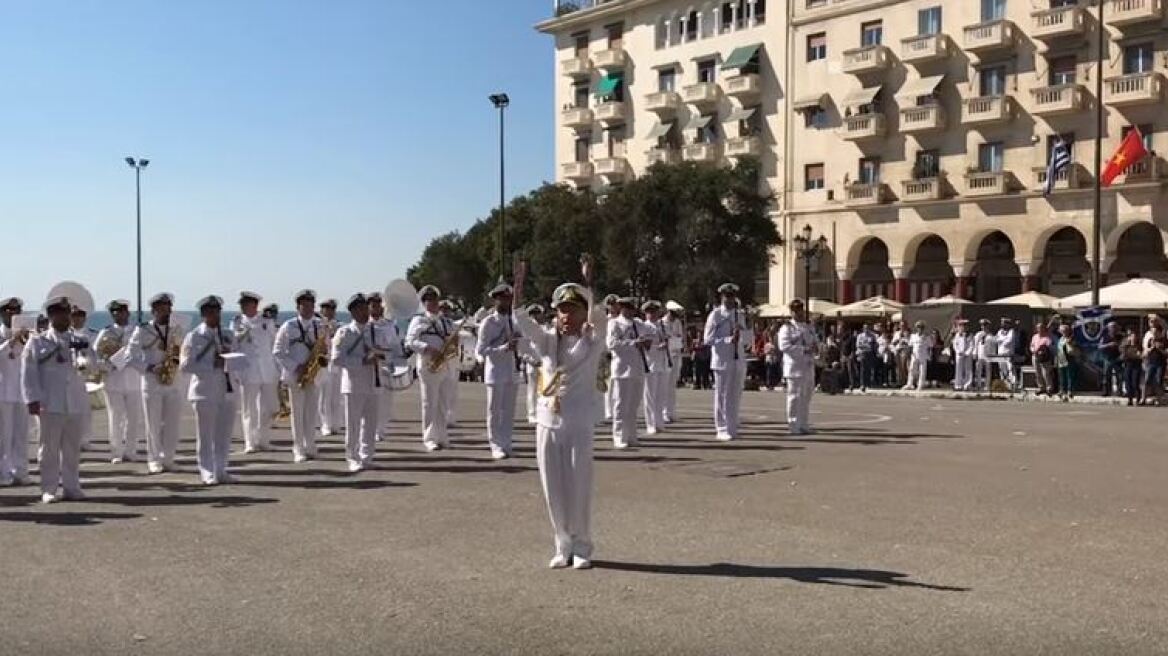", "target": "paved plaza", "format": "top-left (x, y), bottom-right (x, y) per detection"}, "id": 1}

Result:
top-left (1, 384), bottom-right (1165, 655)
